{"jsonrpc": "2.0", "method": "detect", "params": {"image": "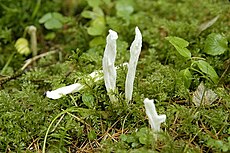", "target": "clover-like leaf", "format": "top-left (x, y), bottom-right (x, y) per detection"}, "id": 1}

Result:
top-left (44, 18), bottom-right (62, 30)
top-left (87, 17), bottom-right (105, 36)
top-left (204, 33), bottom-right (228, 56)
top-left (116, 0), bottom-right (134, 20)
top-left (38, 13), bottom-right (52, 23)
top-left (39, 12), bottom-right (66, 30)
